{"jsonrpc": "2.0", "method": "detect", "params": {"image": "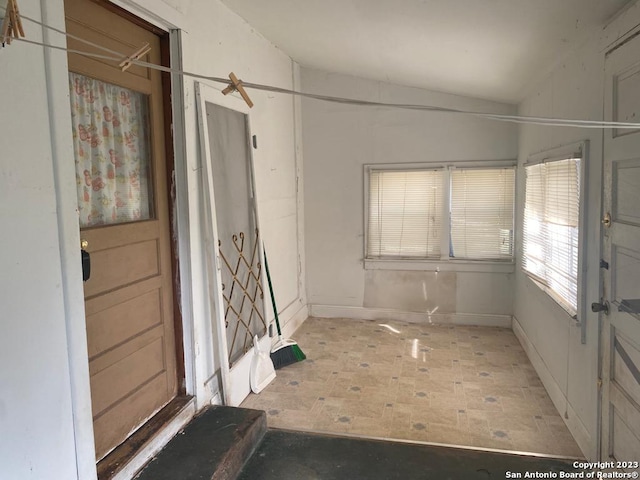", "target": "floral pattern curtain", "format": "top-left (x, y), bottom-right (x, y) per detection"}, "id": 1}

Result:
top-left (69, 72), bottom-right (152, 228)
